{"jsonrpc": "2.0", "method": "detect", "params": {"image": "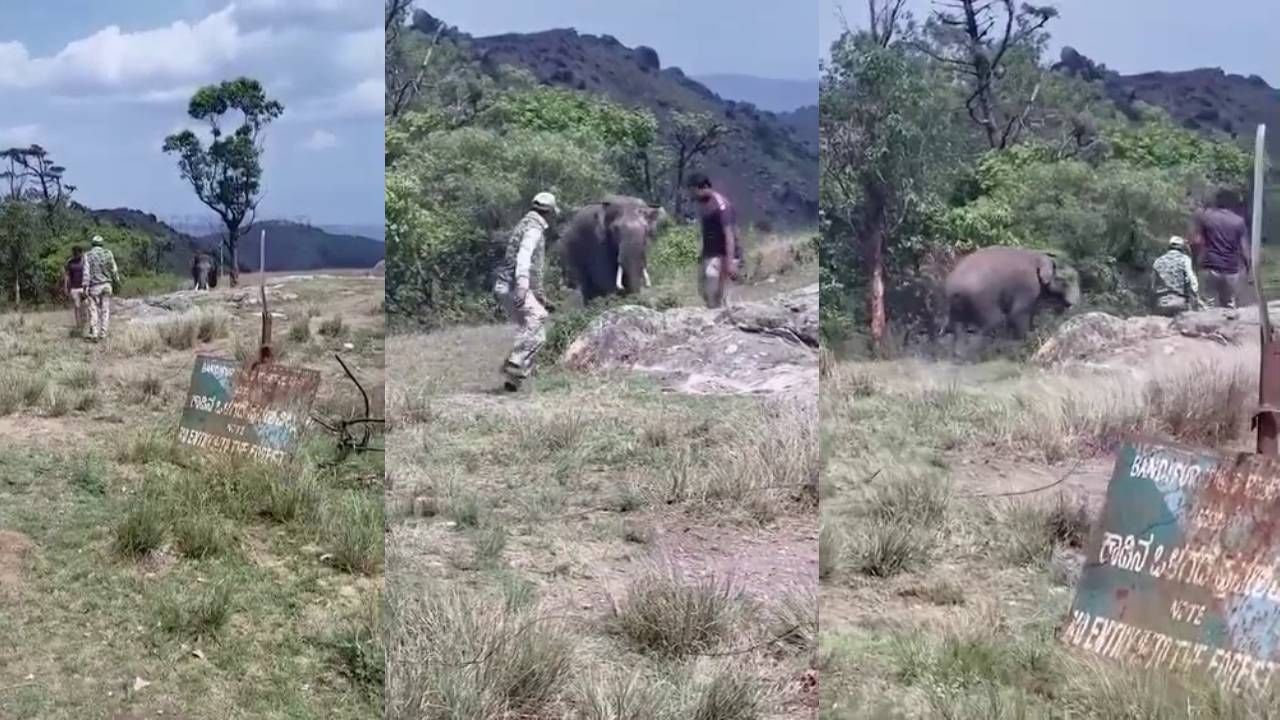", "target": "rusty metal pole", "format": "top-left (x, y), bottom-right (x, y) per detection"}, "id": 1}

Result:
top-left (252, 228), bottom-right (274, 369)
top-left (1252, 125), bottom-right (1277, 455)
